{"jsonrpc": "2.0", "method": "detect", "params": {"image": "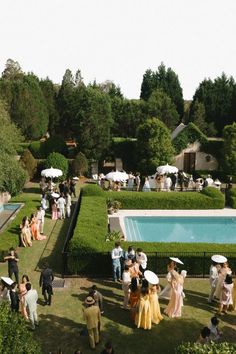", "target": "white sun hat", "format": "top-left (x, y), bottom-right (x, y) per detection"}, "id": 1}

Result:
top-left (144, 270), bottom-right (159, 285)
top-left (211, 254), bottom-right (227, 263)
top-left (169, 257), bottom-right (184, 265)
